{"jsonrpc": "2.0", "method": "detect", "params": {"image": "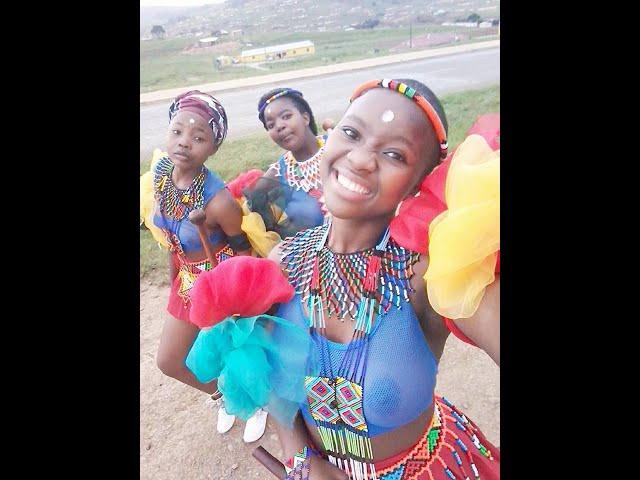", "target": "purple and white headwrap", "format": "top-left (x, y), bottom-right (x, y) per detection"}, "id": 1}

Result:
top-left (168, 90), bottom-right (228, 147)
